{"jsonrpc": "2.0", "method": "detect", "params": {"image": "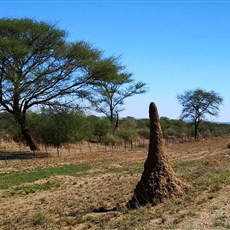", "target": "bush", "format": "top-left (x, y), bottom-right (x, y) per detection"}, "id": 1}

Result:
top-left (93, 118), bottom-right (112, 142)
top-left (102, 133), bottom-right (116, 146)
top-left (31, 108), bottom-right (89, 154)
